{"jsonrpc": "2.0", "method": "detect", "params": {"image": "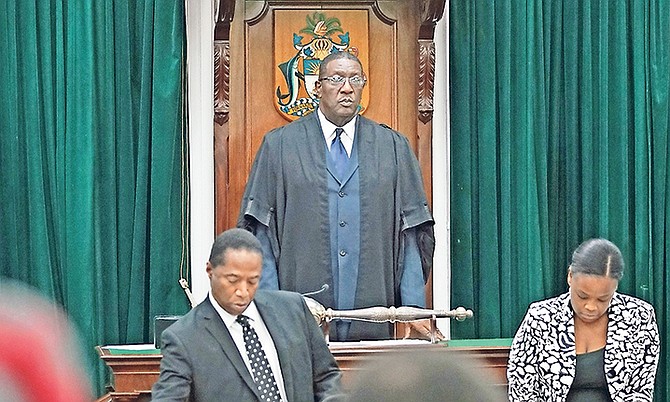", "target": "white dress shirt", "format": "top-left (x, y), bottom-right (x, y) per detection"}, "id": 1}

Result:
top-left (208, 293), bottom-right (288, 401)
top-left (318, 109), bottom-right (356, 157)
